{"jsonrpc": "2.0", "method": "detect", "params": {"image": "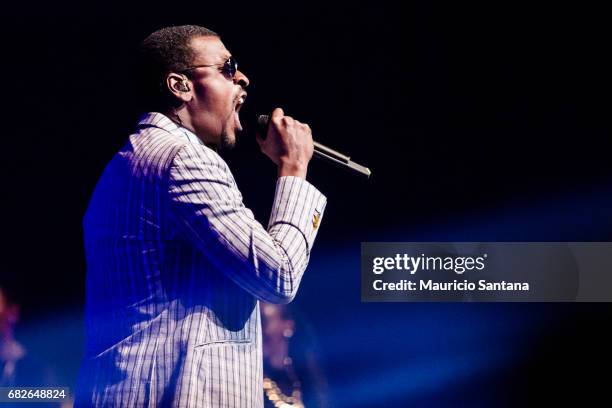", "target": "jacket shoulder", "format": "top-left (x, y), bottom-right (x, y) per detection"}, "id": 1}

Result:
top-left (123, 126), bottom-right (189, 177)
